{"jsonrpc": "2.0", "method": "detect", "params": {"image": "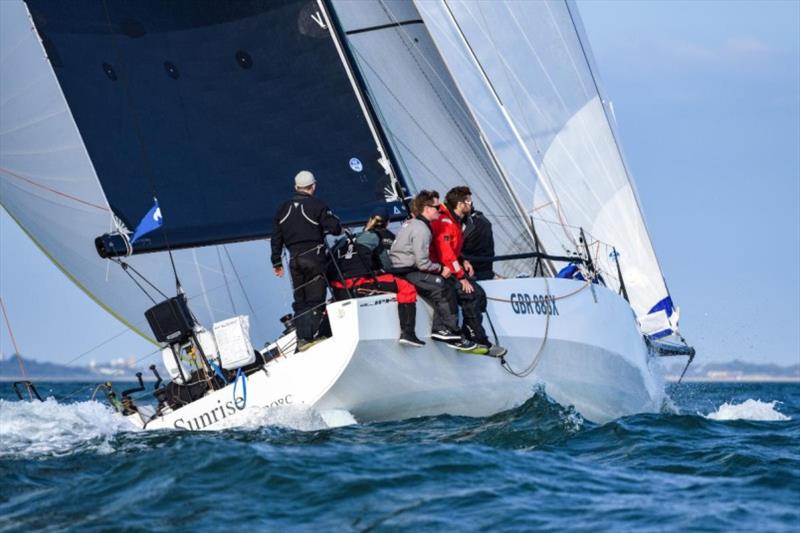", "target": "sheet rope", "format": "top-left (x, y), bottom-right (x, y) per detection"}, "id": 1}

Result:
top-left (491, 277), bottom-right (592, 378)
